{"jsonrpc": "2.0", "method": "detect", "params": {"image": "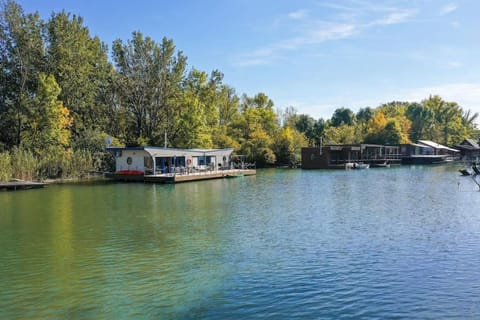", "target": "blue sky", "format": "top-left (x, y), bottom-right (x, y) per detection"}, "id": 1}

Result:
top-left (17, 0), bottom-right (480, 121)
